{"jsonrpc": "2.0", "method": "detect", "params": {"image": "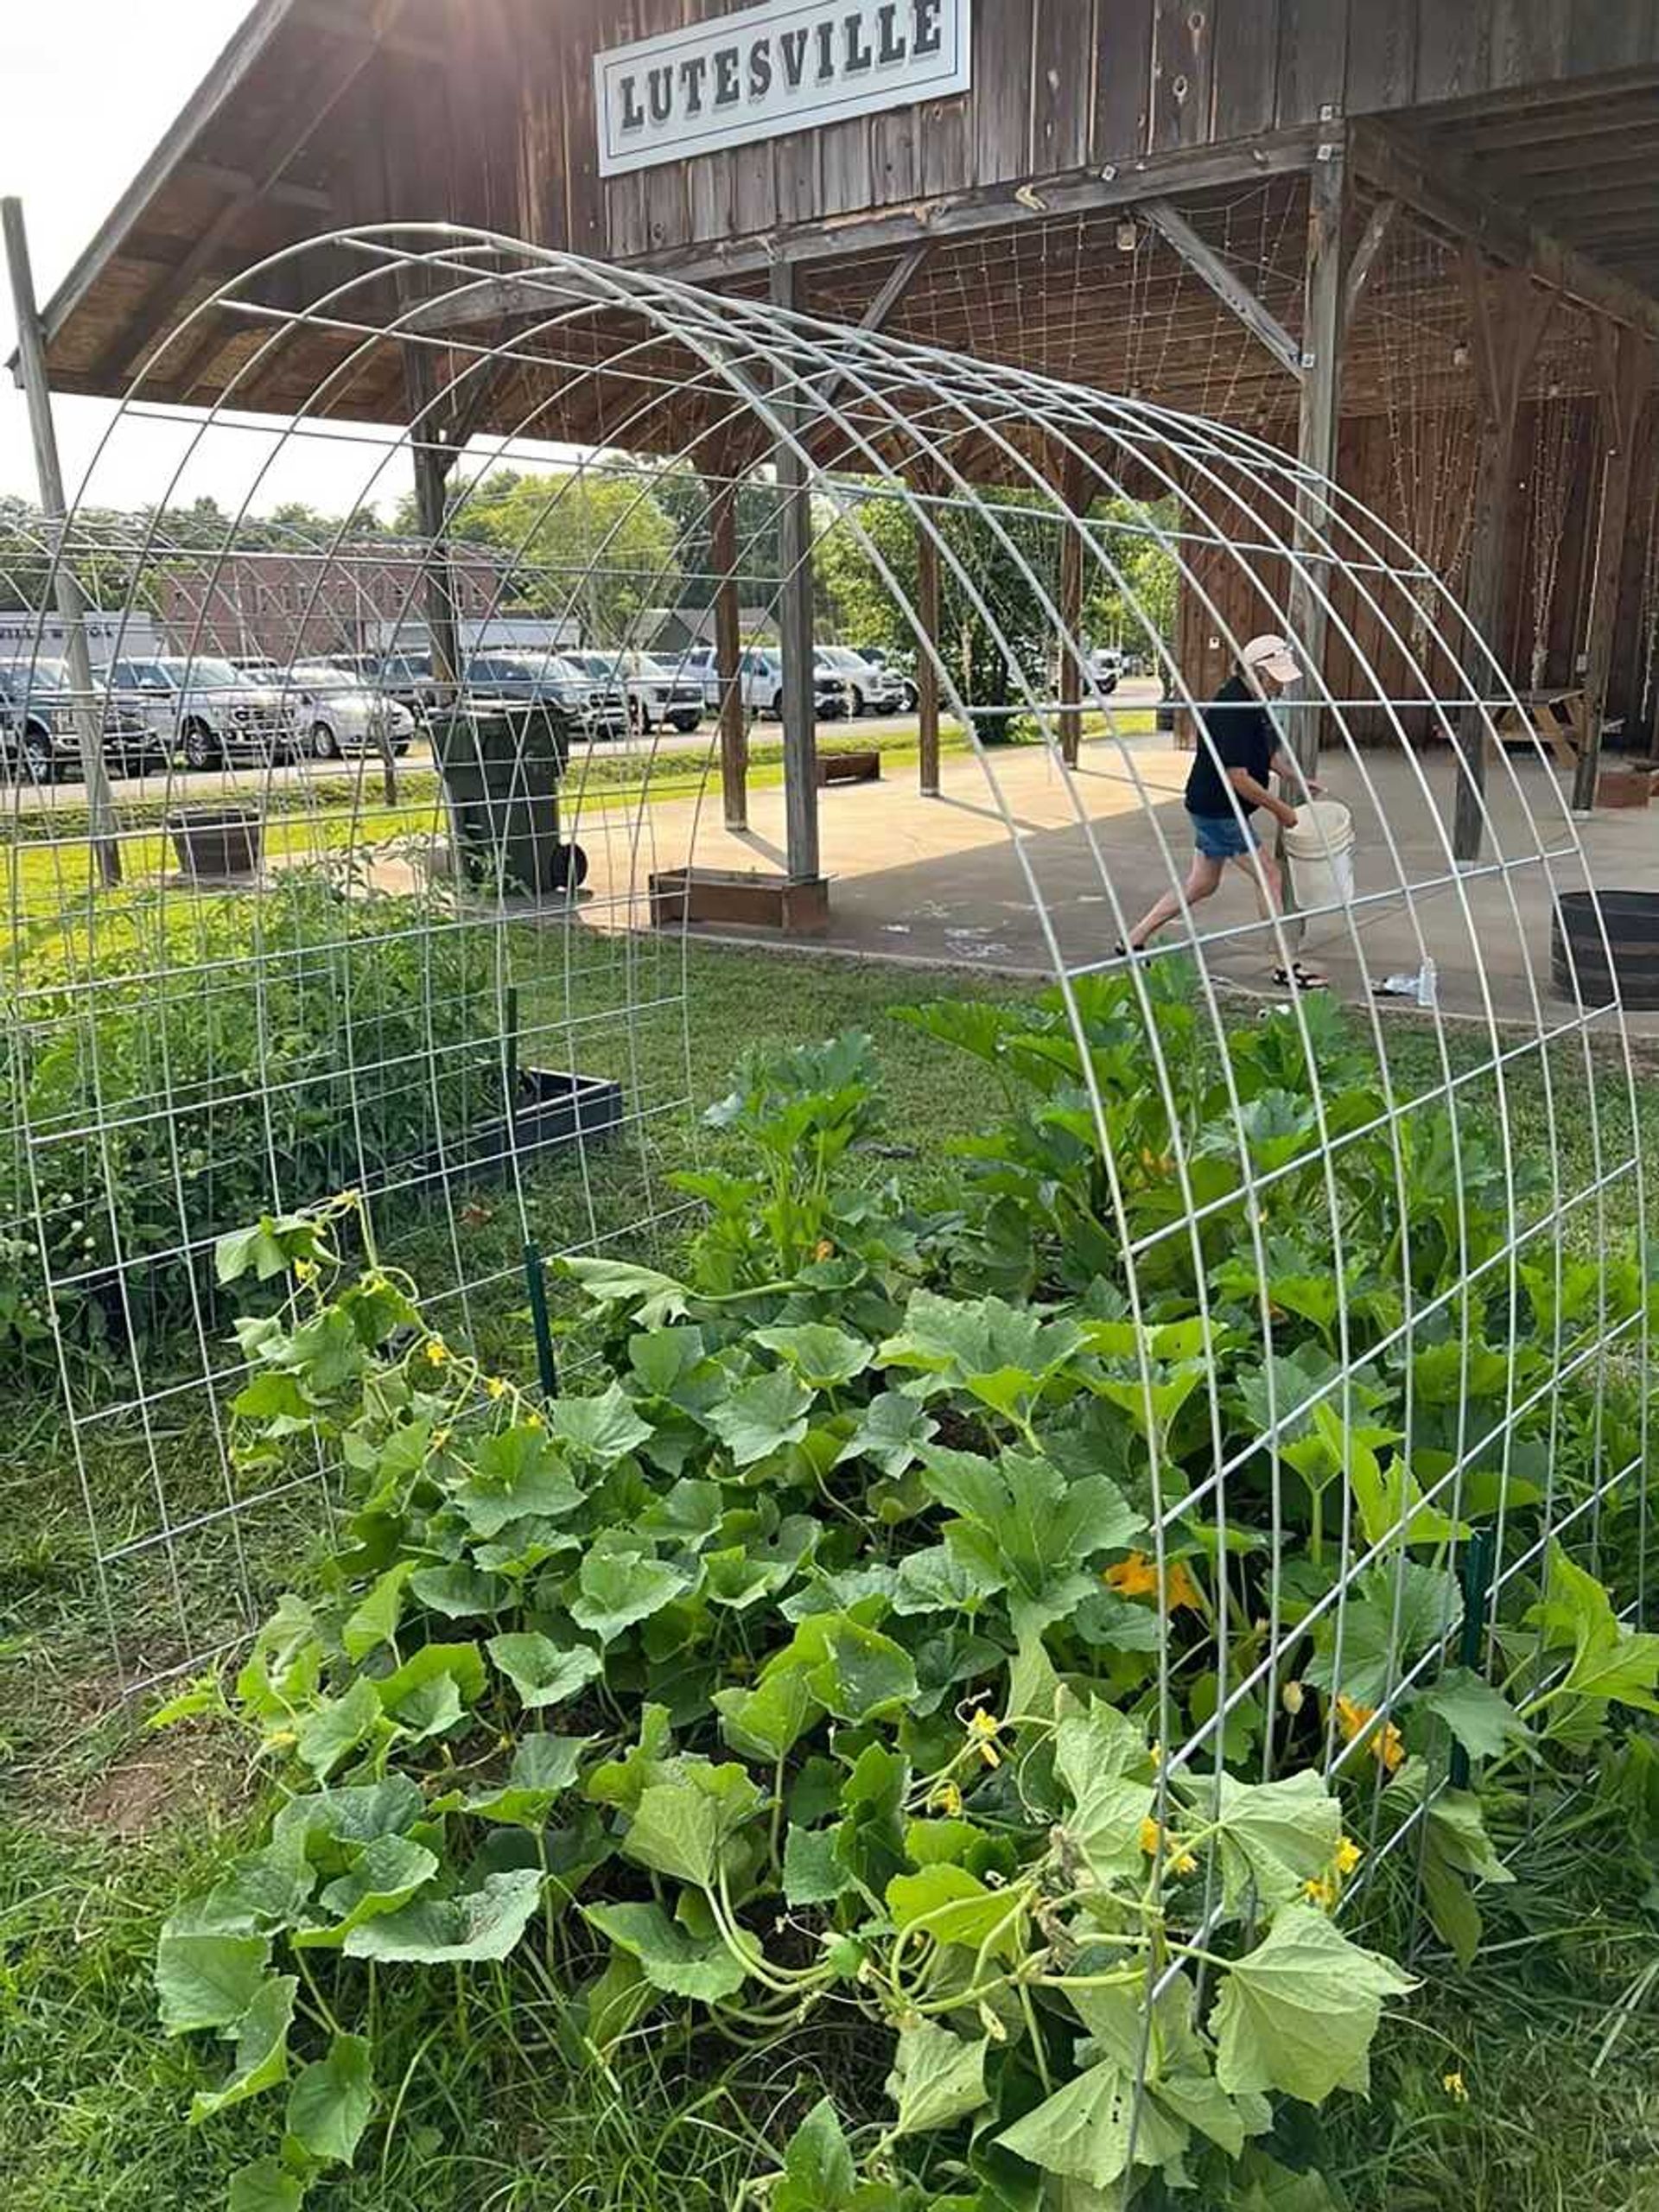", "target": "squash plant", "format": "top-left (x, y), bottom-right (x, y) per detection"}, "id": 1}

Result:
top-left (149, 1020), bottom-right (1654, 2209)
